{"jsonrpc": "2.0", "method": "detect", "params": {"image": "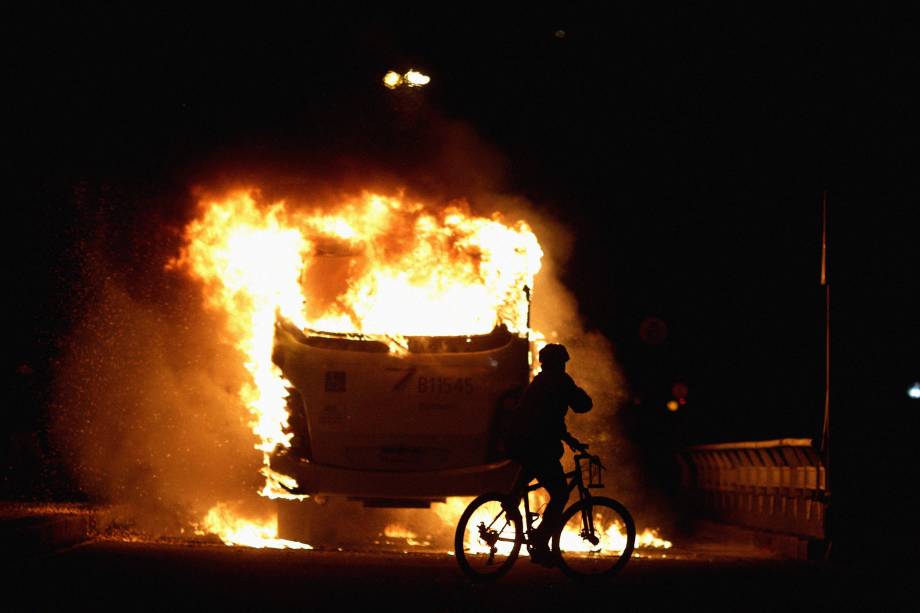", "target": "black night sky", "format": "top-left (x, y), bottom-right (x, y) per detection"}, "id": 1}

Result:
top-left (6, 5), bottom-right (918, 553)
